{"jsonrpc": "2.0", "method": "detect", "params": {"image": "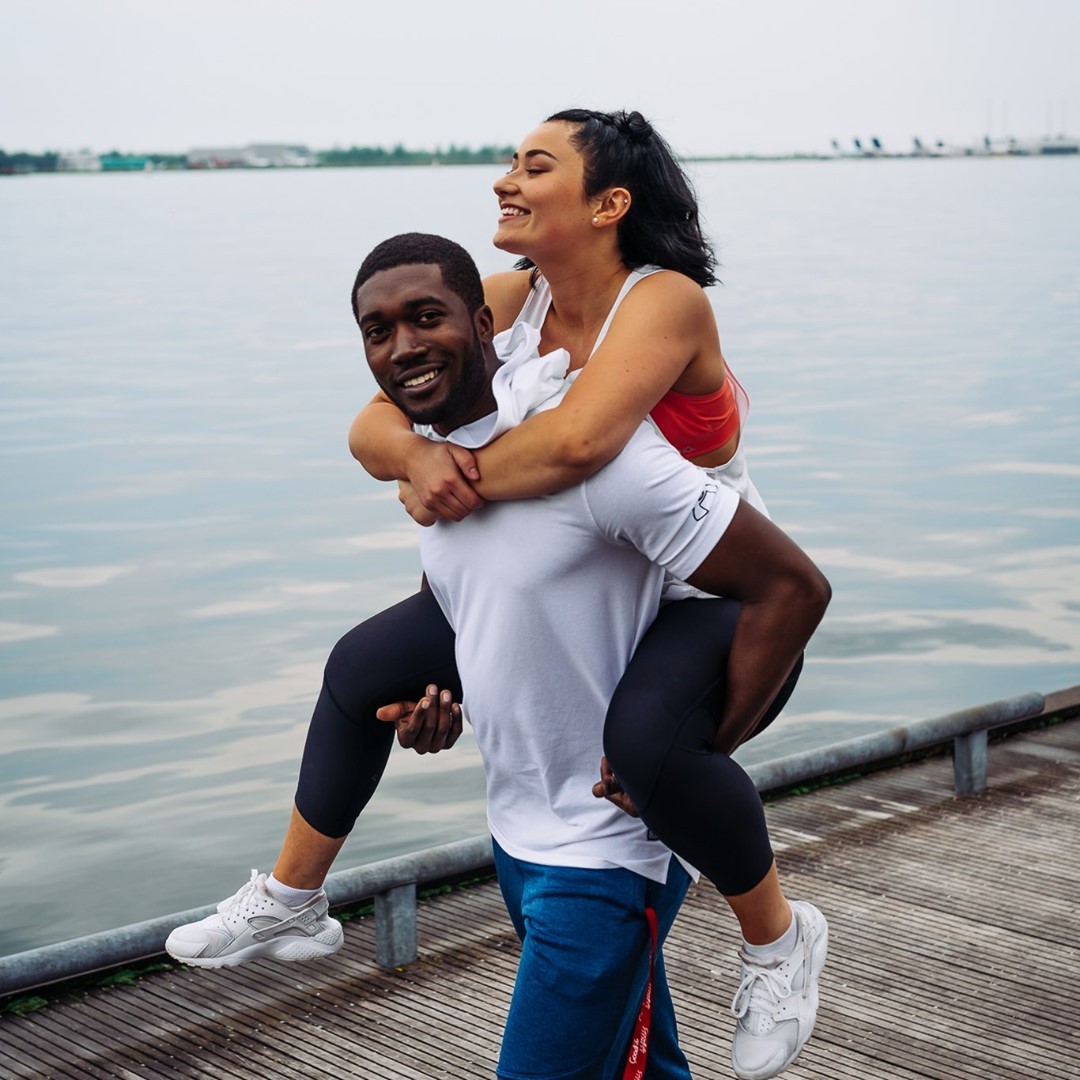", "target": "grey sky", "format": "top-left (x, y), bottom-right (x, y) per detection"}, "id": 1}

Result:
top-left (4, 0), bottom-right (1078, 157)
